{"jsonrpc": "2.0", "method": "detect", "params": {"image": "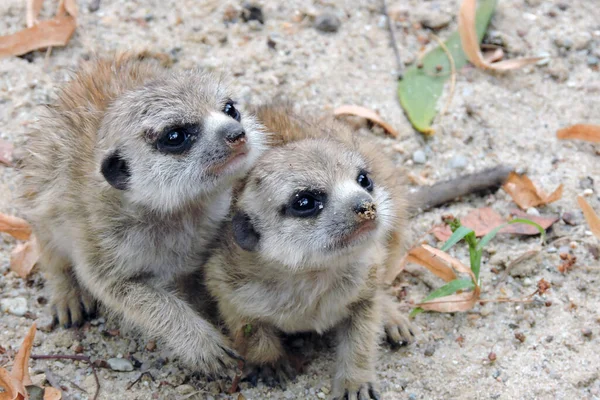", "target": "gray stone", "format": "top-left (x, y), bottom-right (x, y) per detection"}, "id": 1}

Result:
top-left (107, 357), bottom-right (134, 372)
top-left (587, 56), bottom-right (599, 66)
top-left (412, 150), bottom-right (427, 164)
top-left (314, 13), bottom-right (341, 33)
top-left (176, 384), bottom-right (196, 395)
top-left (419, 11), bottom-right (452, 30)
top-left (448, 155), bottom-right (468, 170)
top-left (0, 297), bottom-right (28, 316)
